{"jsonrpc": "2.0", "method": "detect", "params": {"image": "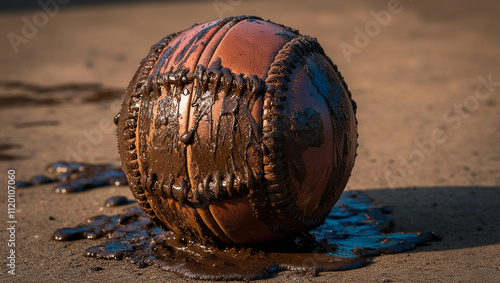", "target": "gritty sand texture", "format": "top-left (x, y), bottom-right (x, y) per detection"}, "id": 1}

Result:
top-left (1, 0), bottom-right (499, 282)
